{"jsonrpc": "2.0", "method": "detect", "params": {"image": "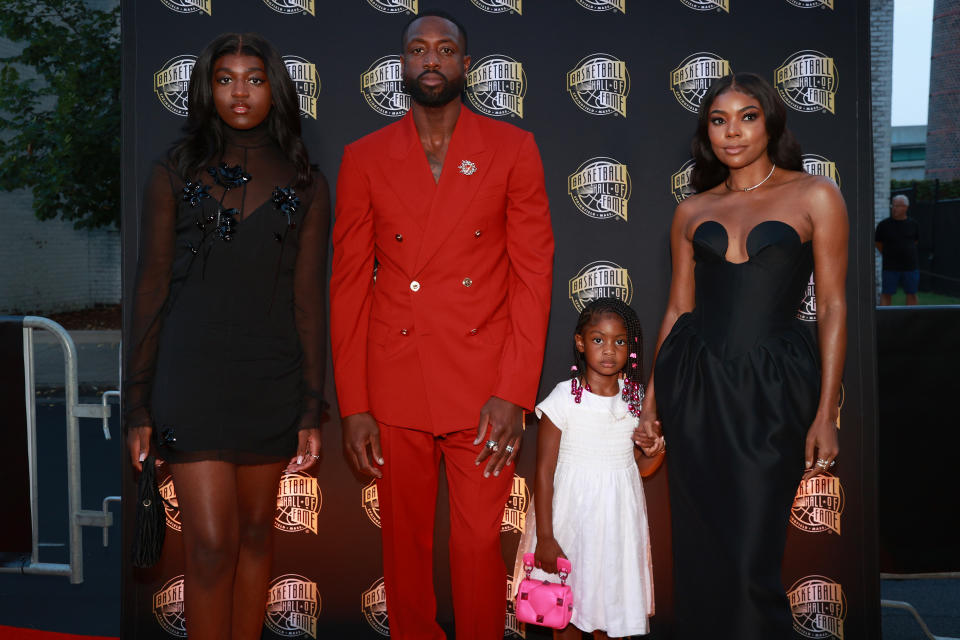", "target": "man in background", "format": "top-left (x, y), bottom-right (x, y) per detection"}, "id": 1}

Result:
top-left (876, 194), bottom-right (920, 305)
